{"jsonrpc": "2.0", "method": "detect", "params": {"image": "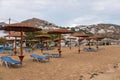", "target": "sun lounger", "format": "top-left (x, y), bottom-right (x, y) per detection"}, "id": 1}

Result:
top-left (42, 52), bottom-right (61, 58)
top-left (83, 48), bottom-right (97, 52)
top-left (5, 46), bottom-right (13, 50)
top-left (0, 45), bottom-right (4, 53)
top-left (30, 54), bottom-right (49, 62)
top-left (24, 48), bottom-right (32, 53)
top-left (1, 56), bottom-right (22, 68)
